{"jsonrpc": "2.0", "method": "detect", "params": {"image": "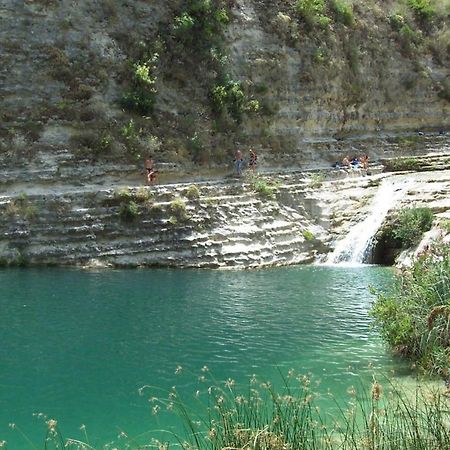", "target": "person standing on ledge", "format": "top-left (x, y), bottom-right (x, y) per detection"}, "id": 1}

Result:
top-left (145, 156), bottom-right (158, 185)
top-left (249, 148), bottom-right (257, 171)
top-left (234, 149), bottom-right (243, 177)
